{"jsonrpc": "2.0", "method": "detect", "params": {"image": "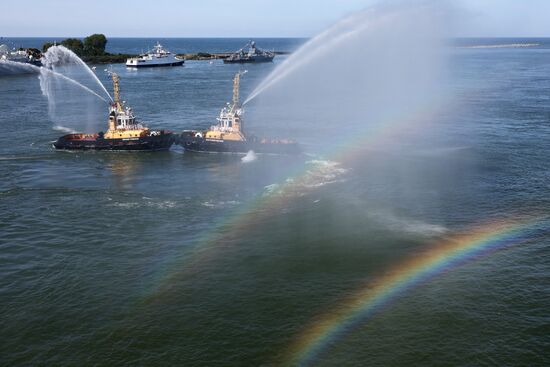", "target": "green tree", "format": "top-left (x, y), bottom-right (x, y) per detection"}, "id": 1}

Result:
top-left (42, 42), bottom-right (54, 53)
top-left (83, 34), bottom-right (107, 56)
top-left (61, 38), bottom-right (84, 55)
